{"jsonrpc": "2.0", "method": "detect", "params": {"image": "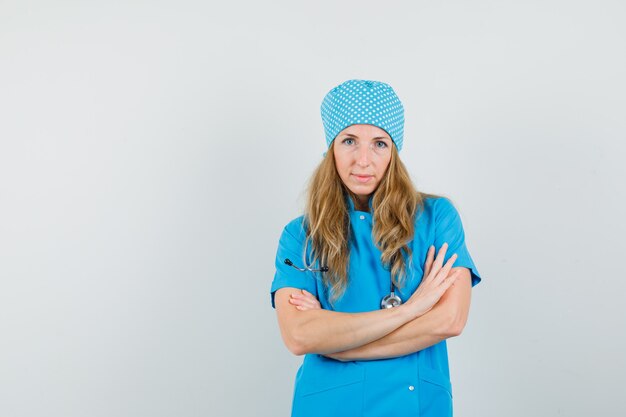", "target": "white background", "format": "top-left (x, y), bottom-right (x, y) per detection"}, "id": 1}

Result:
top-left (1, 1), bottom-right (625, 416)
